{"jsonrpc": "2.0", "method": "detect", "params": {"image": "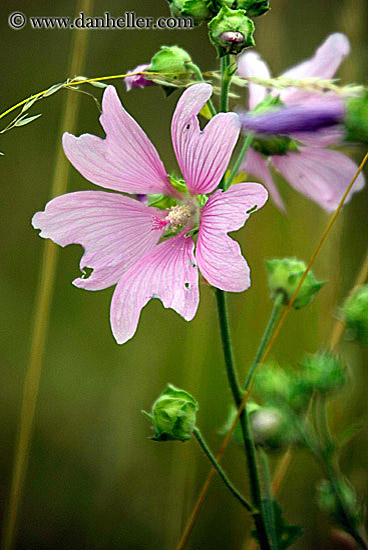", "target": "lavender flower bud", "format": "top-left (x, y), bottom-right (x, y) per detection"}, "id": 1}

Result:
top-left (208, 6), bottom-right (255, 56)
top-left (142, 384), bottom-right (198, 442)
top-left (125, 64), bottom-right (156, 92)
